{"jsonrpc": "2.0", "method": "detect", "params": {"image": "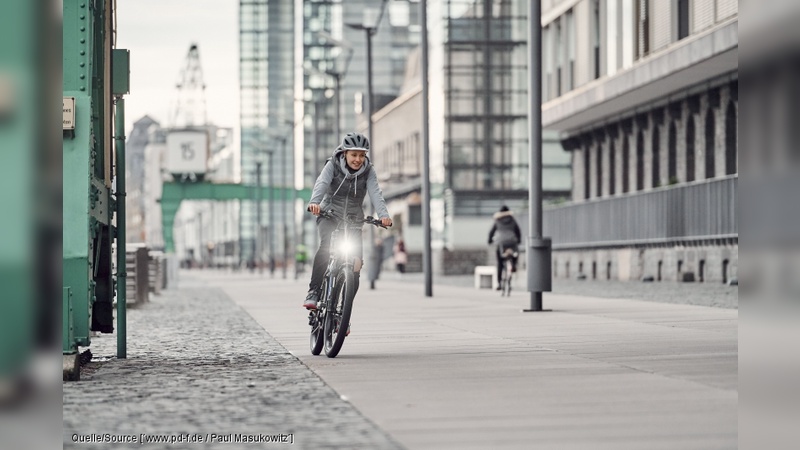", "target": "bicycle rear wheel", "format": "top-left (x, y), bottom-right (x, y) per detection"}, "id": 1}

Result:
top-left (324, 270), bottom-right (356, 358)
top-left (503, 259), bottom-right (513, 296)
